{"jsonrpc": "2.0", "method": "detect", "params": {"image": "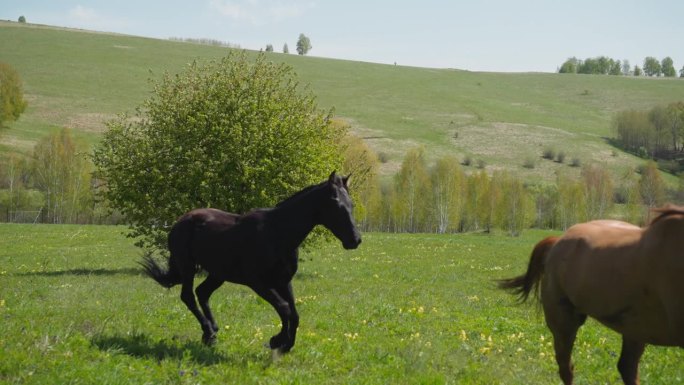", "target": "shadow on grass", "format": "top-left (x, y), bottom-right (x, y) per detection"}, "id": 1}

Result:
top-left (92, 333), bottom-right (229, 365)
top-left (17, 267), bottom-right (142, 277)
